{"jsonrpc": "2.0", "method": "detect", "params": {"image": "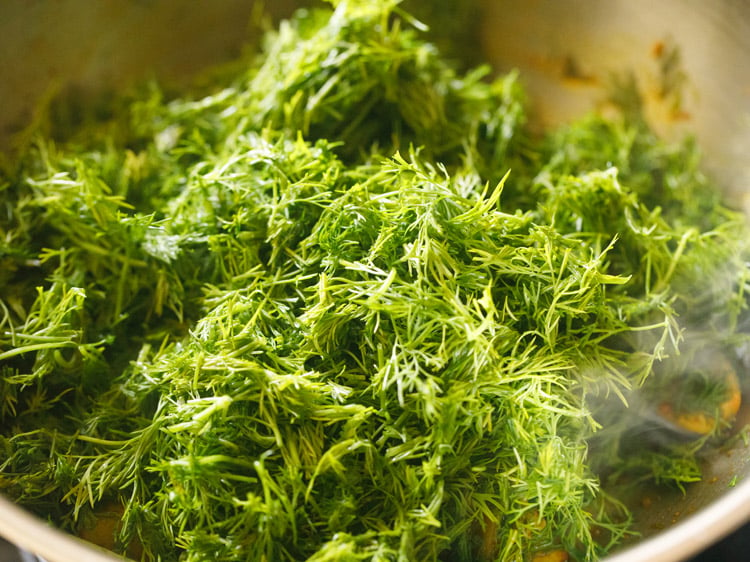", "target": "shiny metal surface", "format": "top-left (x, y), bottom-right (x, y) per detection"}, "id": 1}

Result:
top-left (481, 0), bottom-right (750, 201)
top-left (0, 1), bottom-right (749, 560)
